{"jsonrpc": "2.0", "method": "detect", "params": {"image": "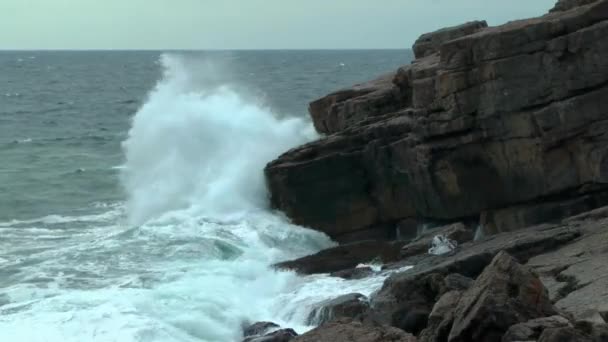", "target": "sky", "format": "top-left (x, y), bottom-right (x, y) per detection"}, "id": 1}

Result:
top-left (0, 0), bottom-right (557, 50)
